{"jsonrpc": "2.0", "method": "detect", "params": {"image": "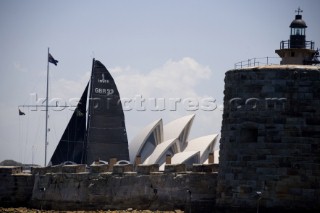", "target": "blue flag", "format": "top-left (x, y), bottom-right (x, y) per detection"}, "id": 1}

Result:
top-left (48, 53), bottom-right (58, 66)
